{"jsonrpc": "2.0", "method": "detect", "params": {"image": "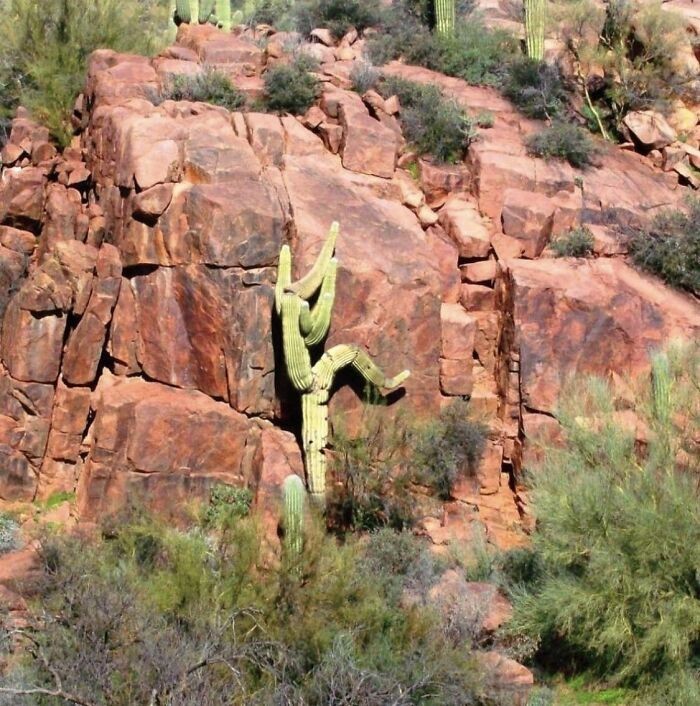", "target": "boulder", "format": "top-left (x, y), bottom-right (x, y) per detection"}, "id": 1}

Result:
top-left (439, 197), bottom-right (492, 258)
top-left (623, 110), bottom-right (678, 150)
top-left (501, 188), bottom-right (555, 259)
